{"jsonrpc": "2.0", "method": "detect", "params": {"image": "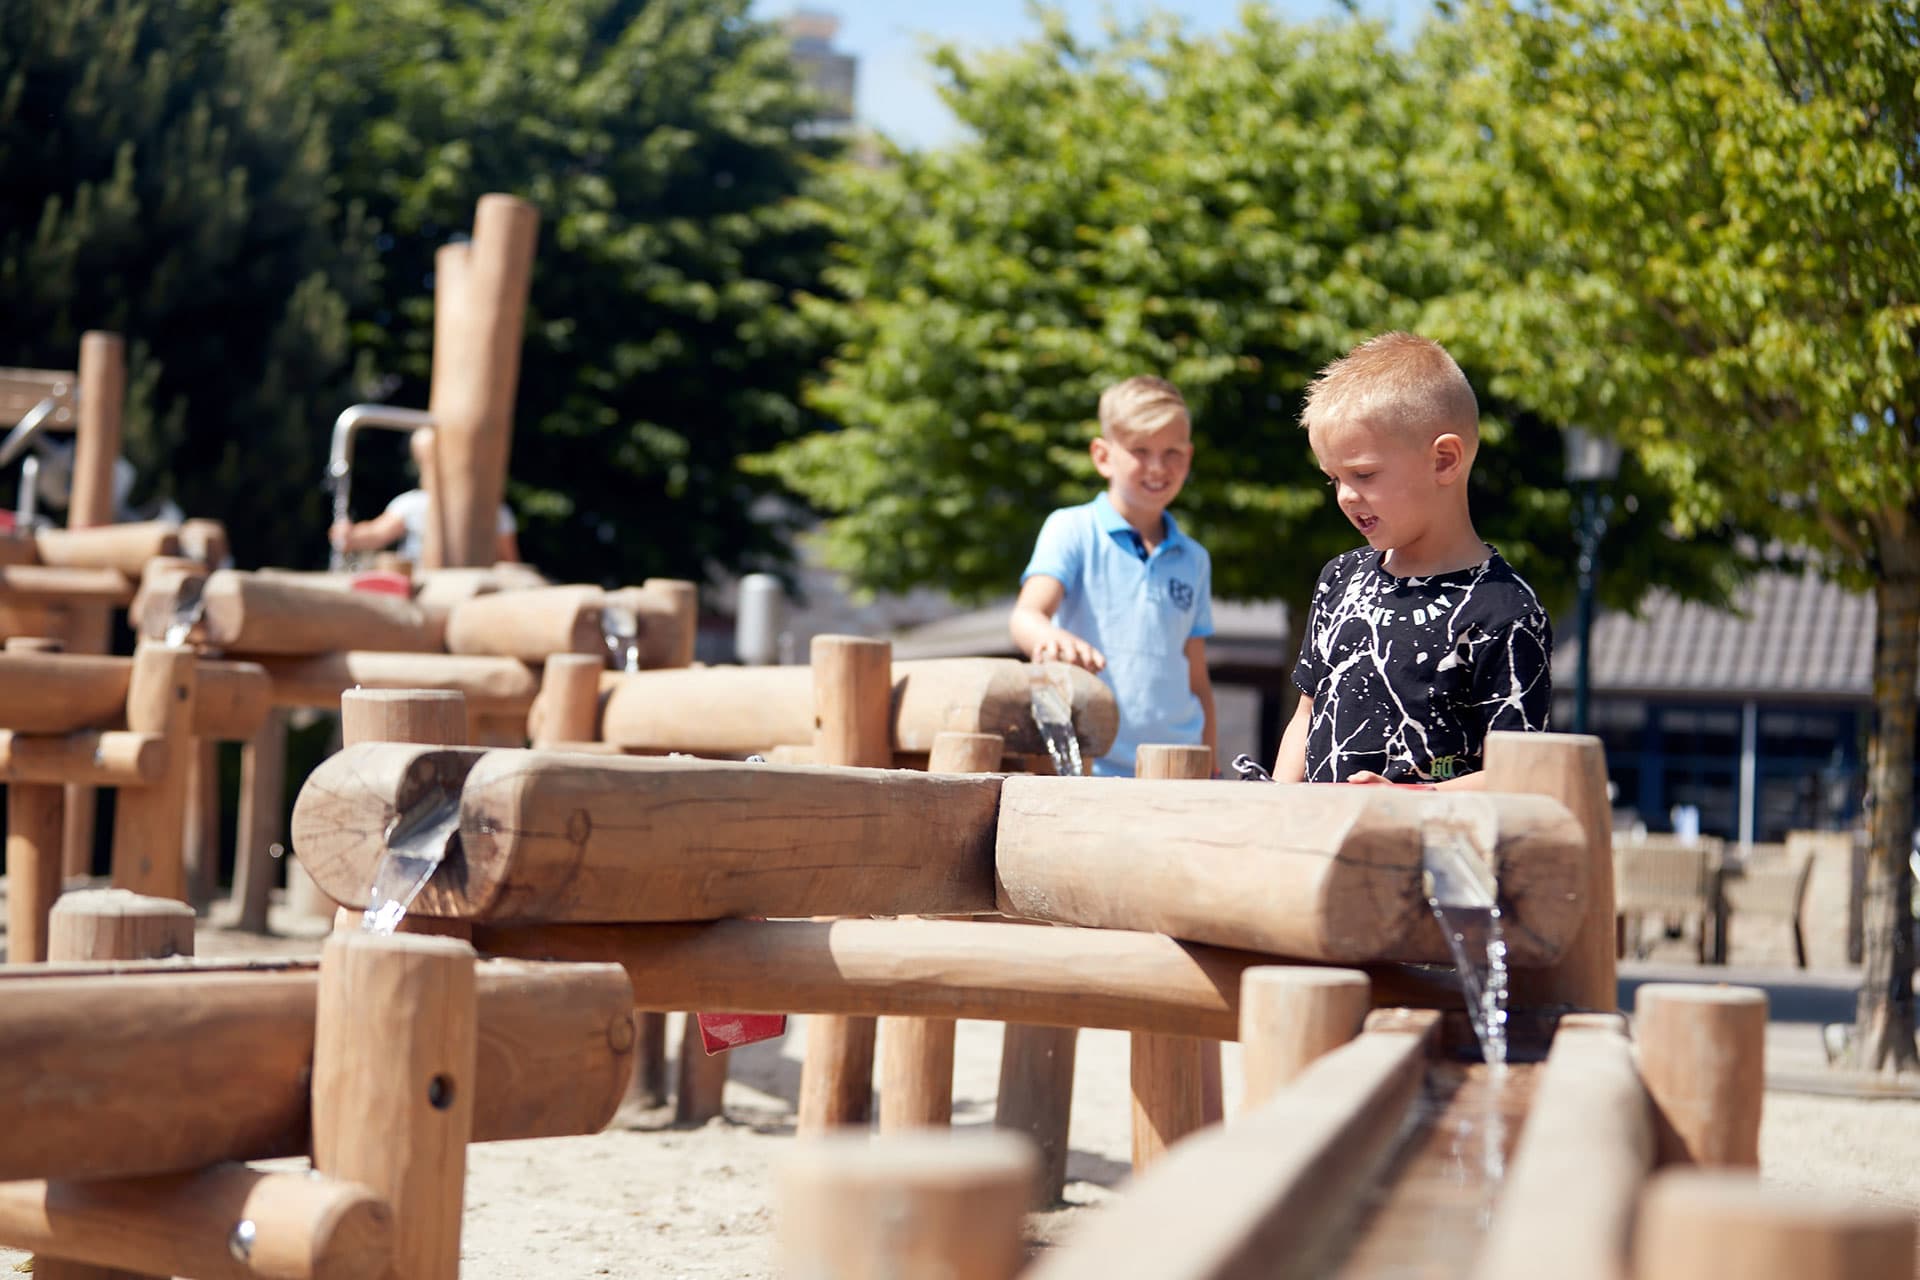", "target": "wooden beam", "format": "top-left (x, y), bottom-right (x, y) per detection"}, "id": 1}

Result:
top-left (33, 523), bottom-right (179, 574)
top-left (257, 652), bottom-right (537, 716)
top-left (0, 731), bottom-right (163, 787)
top-left (200, 570), bottom-right (439, 656)
top-left (444, 585), bottom-right (604, 660)
top-left (996, 778), bottom-right (1586, 967)
top-left (231, 709), bottom-right (288, 933)
top-left (528, 653), bottom-right (603, 747)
